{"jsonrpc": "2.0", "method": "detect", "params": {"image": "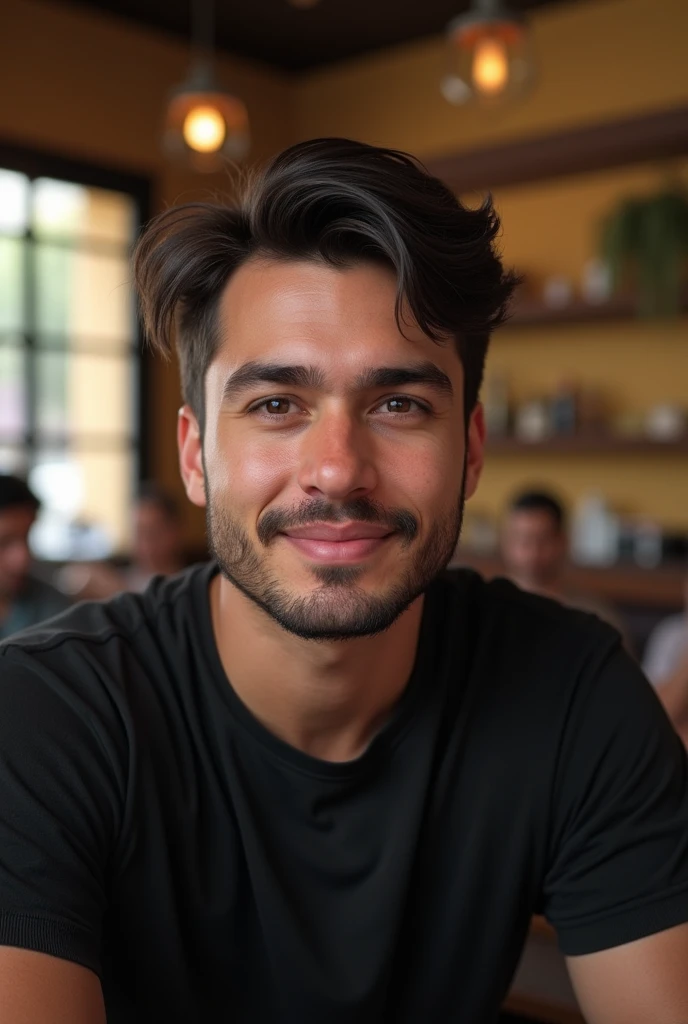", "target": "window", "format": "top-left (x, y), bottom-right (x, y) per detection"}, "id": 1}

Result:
top-left (0, 147), bottom-right (150, 559)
